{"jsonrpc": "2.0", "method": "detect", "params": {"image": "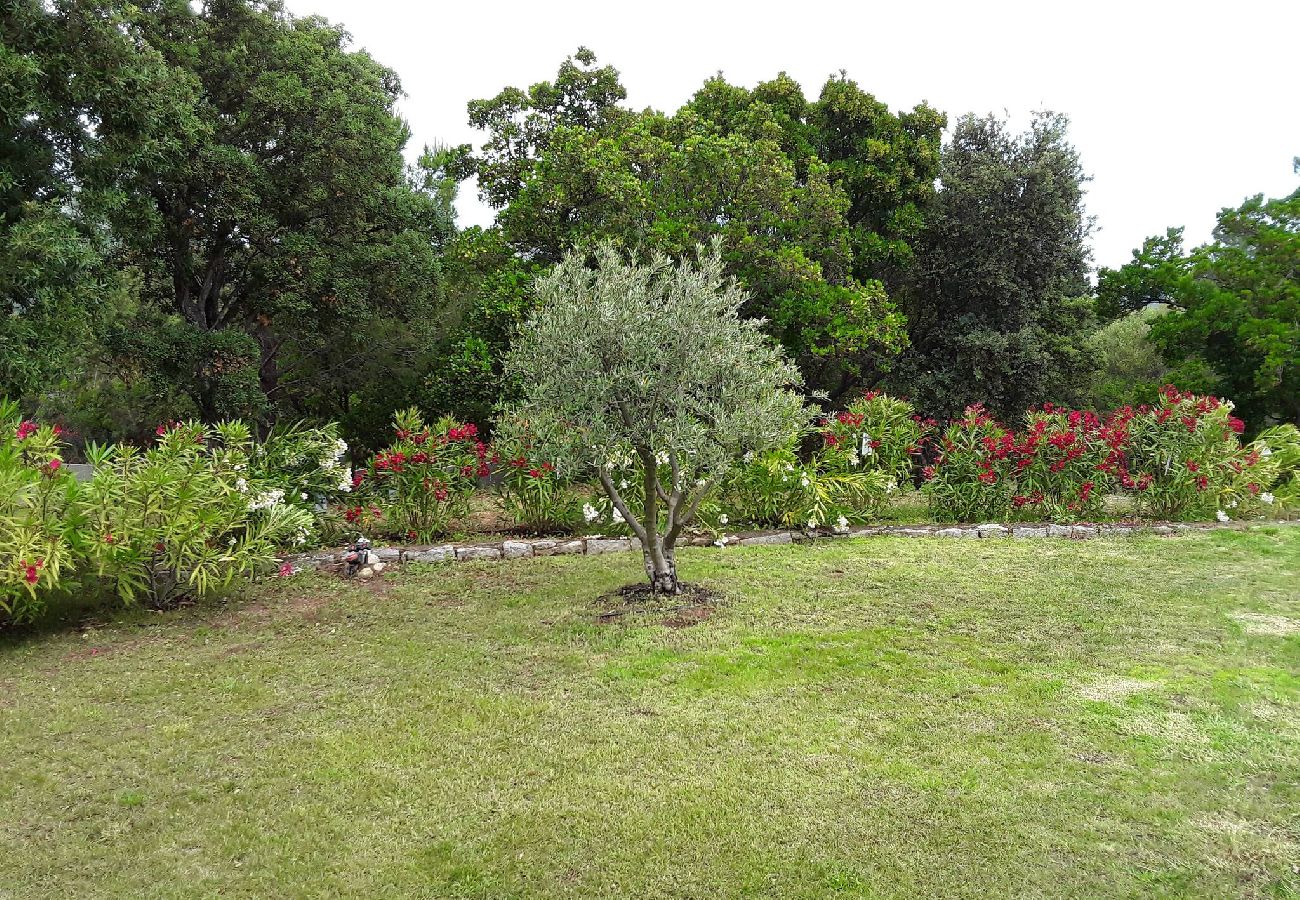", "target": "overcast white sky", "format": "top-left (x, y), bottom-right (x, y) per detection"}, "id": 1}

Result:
top-left (287, 0), bottom-right (1298, 271)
